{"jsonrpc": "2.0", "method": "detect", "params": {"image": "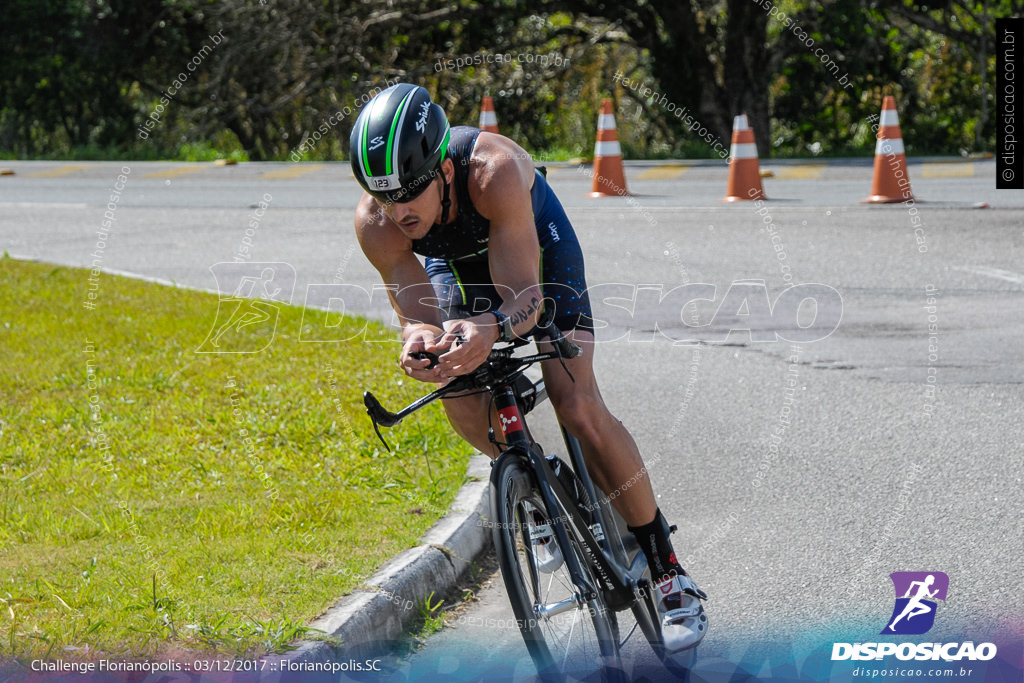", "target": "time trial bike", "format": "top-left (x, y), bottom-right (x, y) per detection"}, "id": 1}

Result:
top-left (363, 317), bottom-right (689, 678)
